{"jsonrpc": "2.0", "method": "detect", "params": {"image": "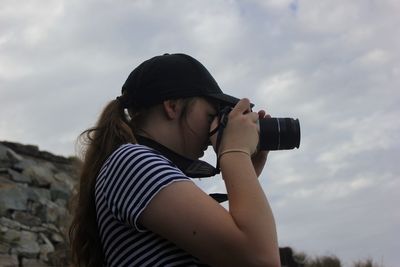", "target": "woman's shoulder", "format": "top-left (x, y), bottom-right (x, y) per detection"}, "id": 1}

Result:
top-left (99, 143), bottom-right (189, 191)
top-left (100, 143), bottom-right (184, 184)
top-left (116, 142), bottom-right (153, 153)
top-left (107, 143), bottom-right (171, 166)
